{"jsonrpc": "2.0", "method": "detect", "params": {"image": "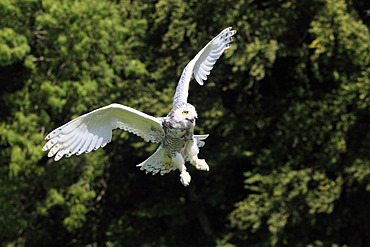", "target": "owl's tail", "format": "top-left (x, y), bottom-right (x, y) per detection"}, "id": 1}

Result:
top-left (137, 146), bottom-right (174, 176)
top-left (194, 134), bottom-right (209, 147)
